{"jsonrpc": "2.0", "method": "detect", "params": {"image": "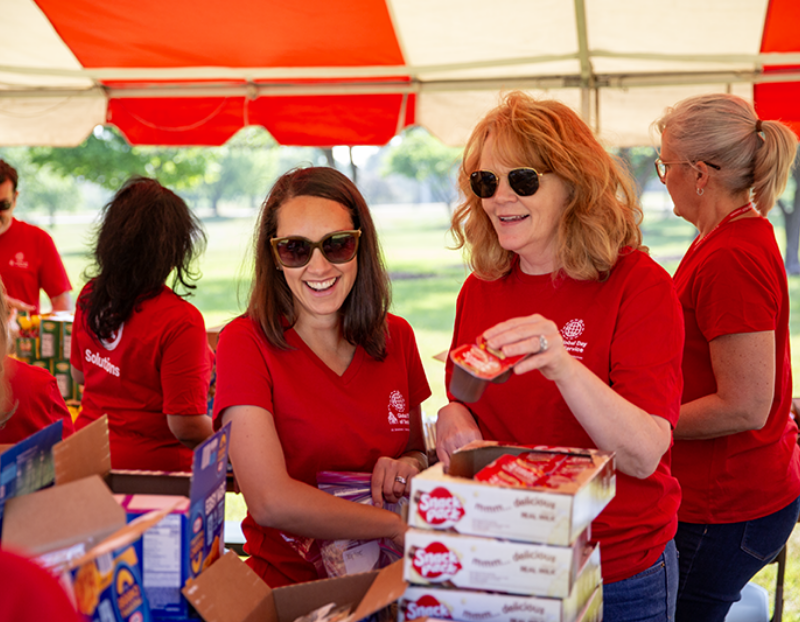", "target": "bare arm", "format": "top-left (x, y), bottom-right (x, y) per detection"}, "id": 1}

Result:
top-left (222, 405), bottom-right (407, 547)
top-left (49, 291), bottom-right (72, 312)
top-left (675, 331), bottom-right (775, 440)
top-left (167, 414), bottom-right (214, 449)
top-left (484, 315), bottom-right (672, 479)
top-left (70, 364), bottom-right (84, 386)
